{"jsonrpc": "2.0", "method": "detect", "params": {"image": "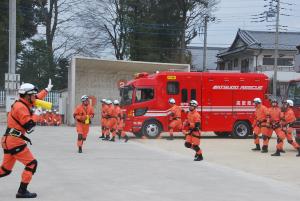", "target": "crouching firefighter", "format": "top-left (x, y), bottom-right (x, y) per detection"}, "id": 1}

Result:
top-left (183, 100), bottom-right (203, 161)
top-left (0, 80), bottom-right (52, 198)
